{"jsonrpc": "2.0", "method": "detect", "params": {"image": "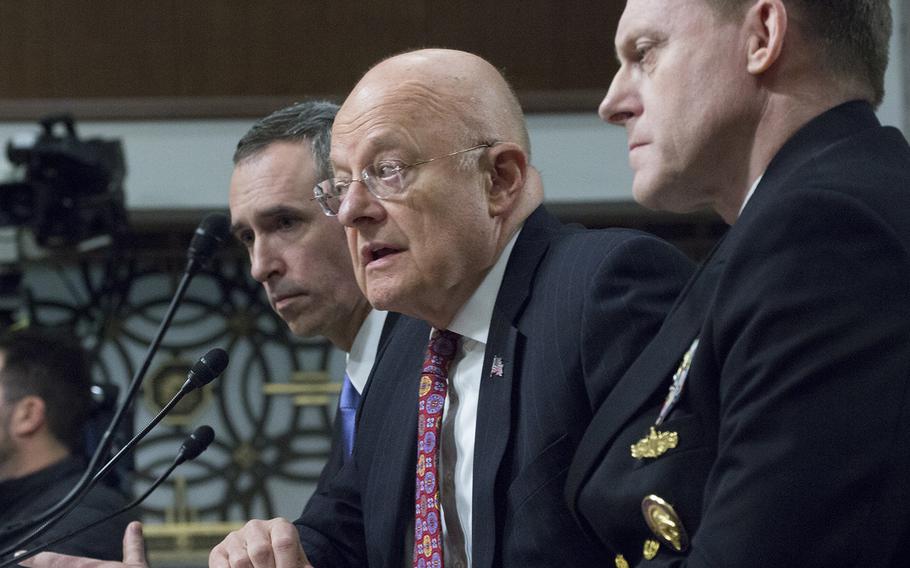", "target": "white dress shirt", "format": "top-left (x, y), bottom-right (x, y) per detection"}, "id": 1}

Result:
top-left (738, 174), bottom-right (764, 217)
top-left (436, 229), bottom-right (521, 568)
top-left (345, 308), bottom-right (388, 394)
